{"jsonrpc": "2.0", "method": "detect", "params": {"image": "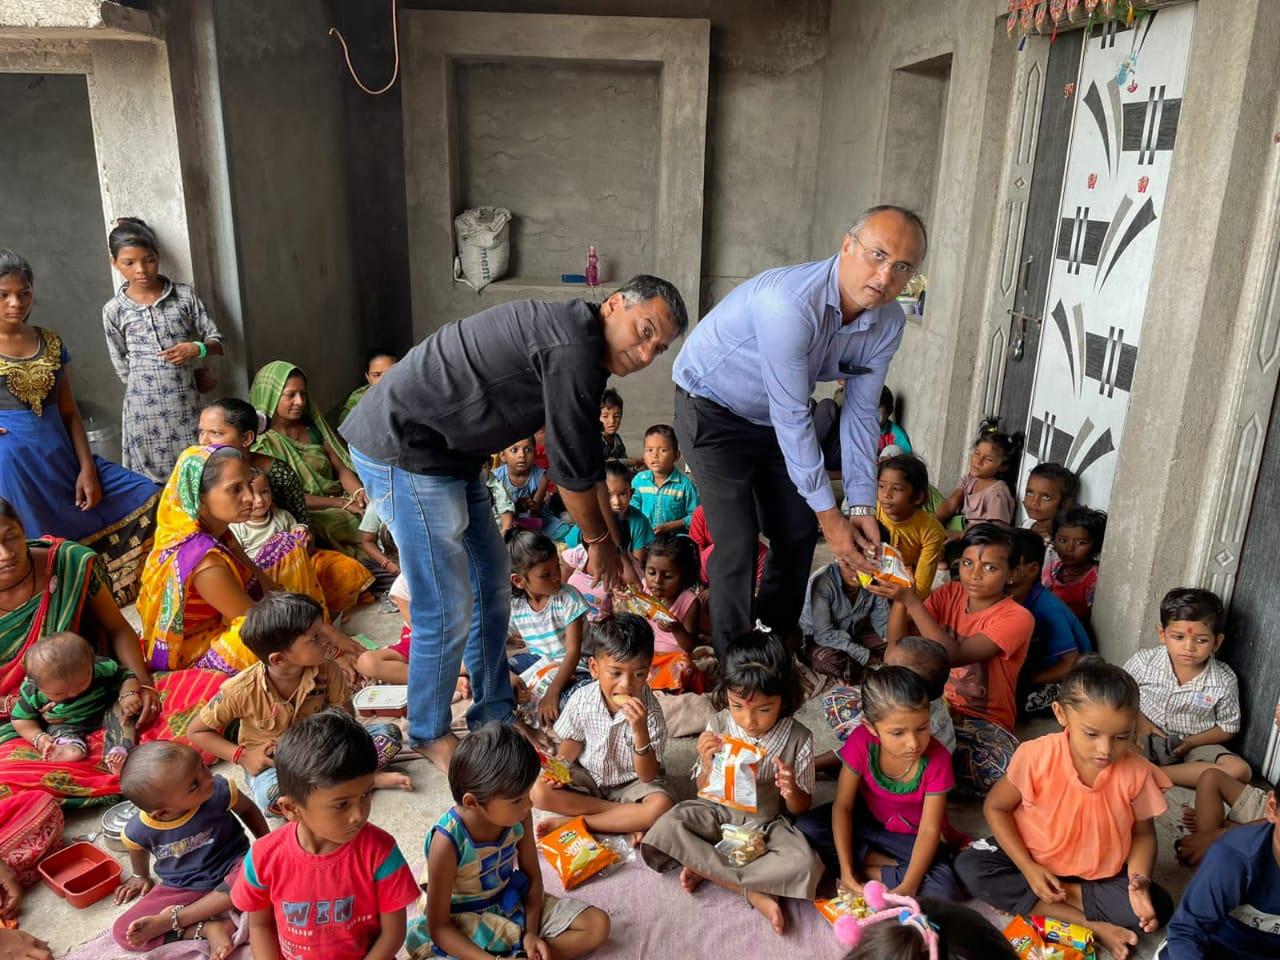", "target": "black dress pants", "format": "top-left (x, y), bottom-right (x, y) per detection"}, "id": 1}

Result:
top-left (673, 388), bottom-right (819, 657)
